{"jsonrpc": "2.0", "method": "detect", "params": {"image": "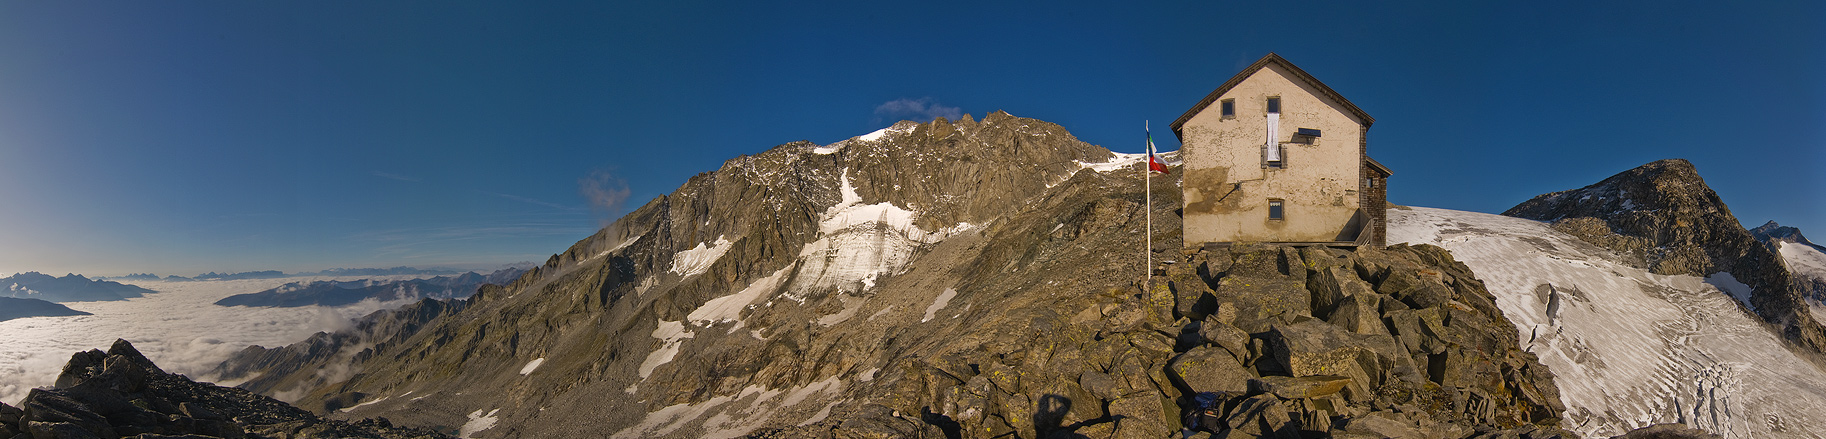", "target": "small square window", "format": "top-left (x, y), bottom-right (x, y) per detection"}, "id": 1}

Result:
top-left (1268, 199), bottom-right (1285, 220)
top-left (1220, 99), bottom-right (1235, 118)
top-left (1266, 97), bottom-right (1281, 114)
